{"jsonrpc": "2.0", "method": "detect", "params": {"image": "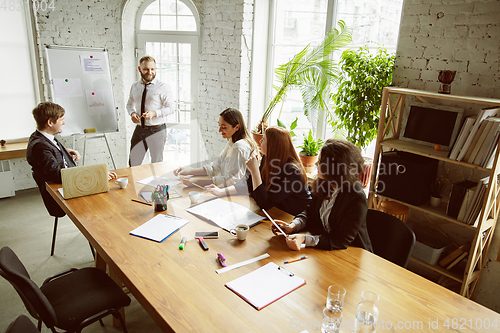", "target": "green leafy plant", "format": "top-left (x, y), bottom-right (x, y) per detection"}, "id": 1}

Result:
top-left (254, 20), bottom-right (352, 134)
top-left (329, 46), bottom-right (395, 149)
top-left (299, 130), bottom-right (323, 156)
top-left (277, 117), bottom-right (298, 137)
